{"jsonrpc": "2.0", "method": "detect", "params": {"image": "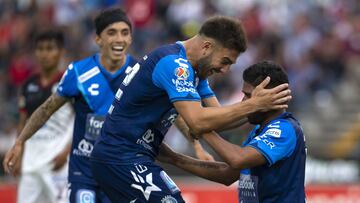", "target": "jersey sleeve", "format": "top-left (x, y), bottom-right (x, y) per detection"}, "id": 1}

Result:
top-left (57, 63), bottom-right (80, 98)
top-left (152, 56), bottom-right (201, 102)
top-left (197, 79), bottom-right (215, 99)
top-left (246, 120), bottom-right (297, 166)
